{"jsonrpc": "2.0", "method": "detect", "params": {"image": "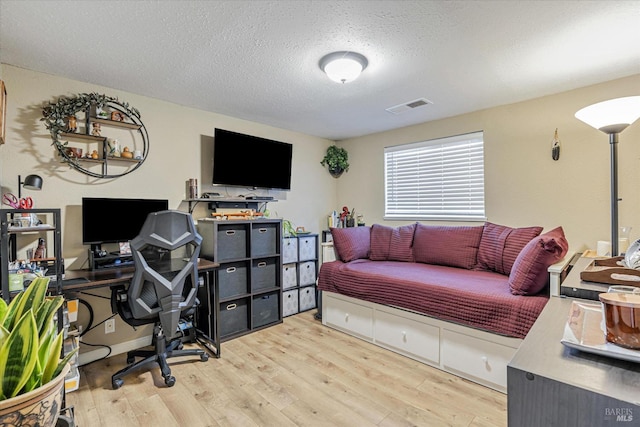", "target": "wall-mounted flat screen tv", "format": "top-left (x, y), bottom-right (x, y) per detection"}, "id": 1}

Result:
top-left (212, 128), bottom-right (293, 190)
top-left (82, 197), bottom-right (169, 245)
